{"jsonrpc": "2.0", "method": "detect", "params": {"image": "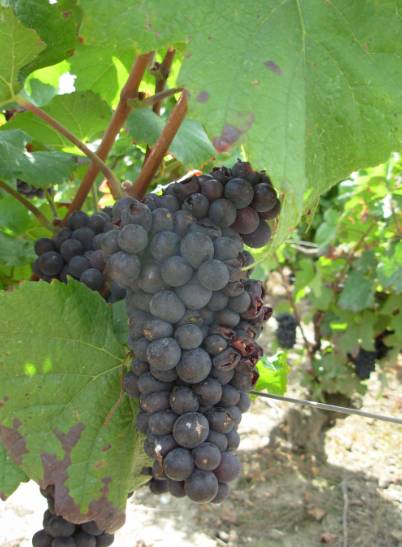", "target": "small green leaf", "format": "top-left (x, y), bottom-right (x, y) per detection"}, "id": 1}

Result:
top-left (0, 7), bottom-right (45, 103)
top-left (0, 195), bottom-right (30, 234)
top-left (0, 440), bottom-right (28, 500)
top-left (25, 78), bottom-right (57, 106)
top-left (126, 109), bottom-right (215, 168)
top-left (0, 232), bottom-right (34, 266)
top-left (0, 129), bottom-right (30, 179)
top-left (4, 91), bottom-right (111, 152)
top-left (255, 353), bottom-right (288, 396)
top-left (0, 281), bottom-right (147, 531)
top-left (377, 243), bottom-right (402, 293)
top-left (19, 151), bottom-right (76, 187)
top-left (338, 272), bottom-right (374, 312)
